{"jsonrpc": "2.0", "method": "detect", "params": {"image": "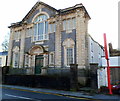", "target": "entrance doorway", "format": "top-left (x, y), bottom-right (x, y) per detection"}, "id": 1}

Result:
top-left (35, 55), bottom-right (43, 74)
